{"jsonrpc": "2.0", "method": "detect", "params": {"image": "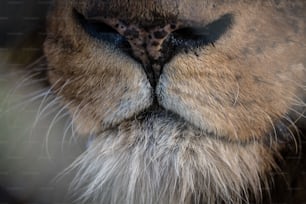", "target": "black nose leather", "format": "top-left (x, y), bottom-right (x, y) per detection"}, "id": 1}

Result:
top-left (75, 9), bottom-right (233, 87)
top-left (100, 19), bottom-right (179, 87)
